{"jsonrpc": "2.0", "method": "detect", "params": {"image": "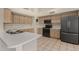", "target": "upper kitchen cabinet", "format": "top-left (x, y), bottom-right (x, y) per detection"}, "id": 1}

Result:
top-left (44, 16), bottom-right (51, 20)
top-left (24, 16), bottom-right (32, 24)
top-left (13, 13), bottom-right (33, 24)
top-left (38, 17), bottom-right (44, 24)
top-left (25, 16), bottom-right (32, 24)
top-left (4, 8), bottom-right (12, 24)
top-left (61, 11), bottom-right (78, 17)
top-left (38, 16), bottom-right (51, 24)
top-left (51, 15), bottom-right (61, 24)
top-left (13, 14), bottom-right (20, 24)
